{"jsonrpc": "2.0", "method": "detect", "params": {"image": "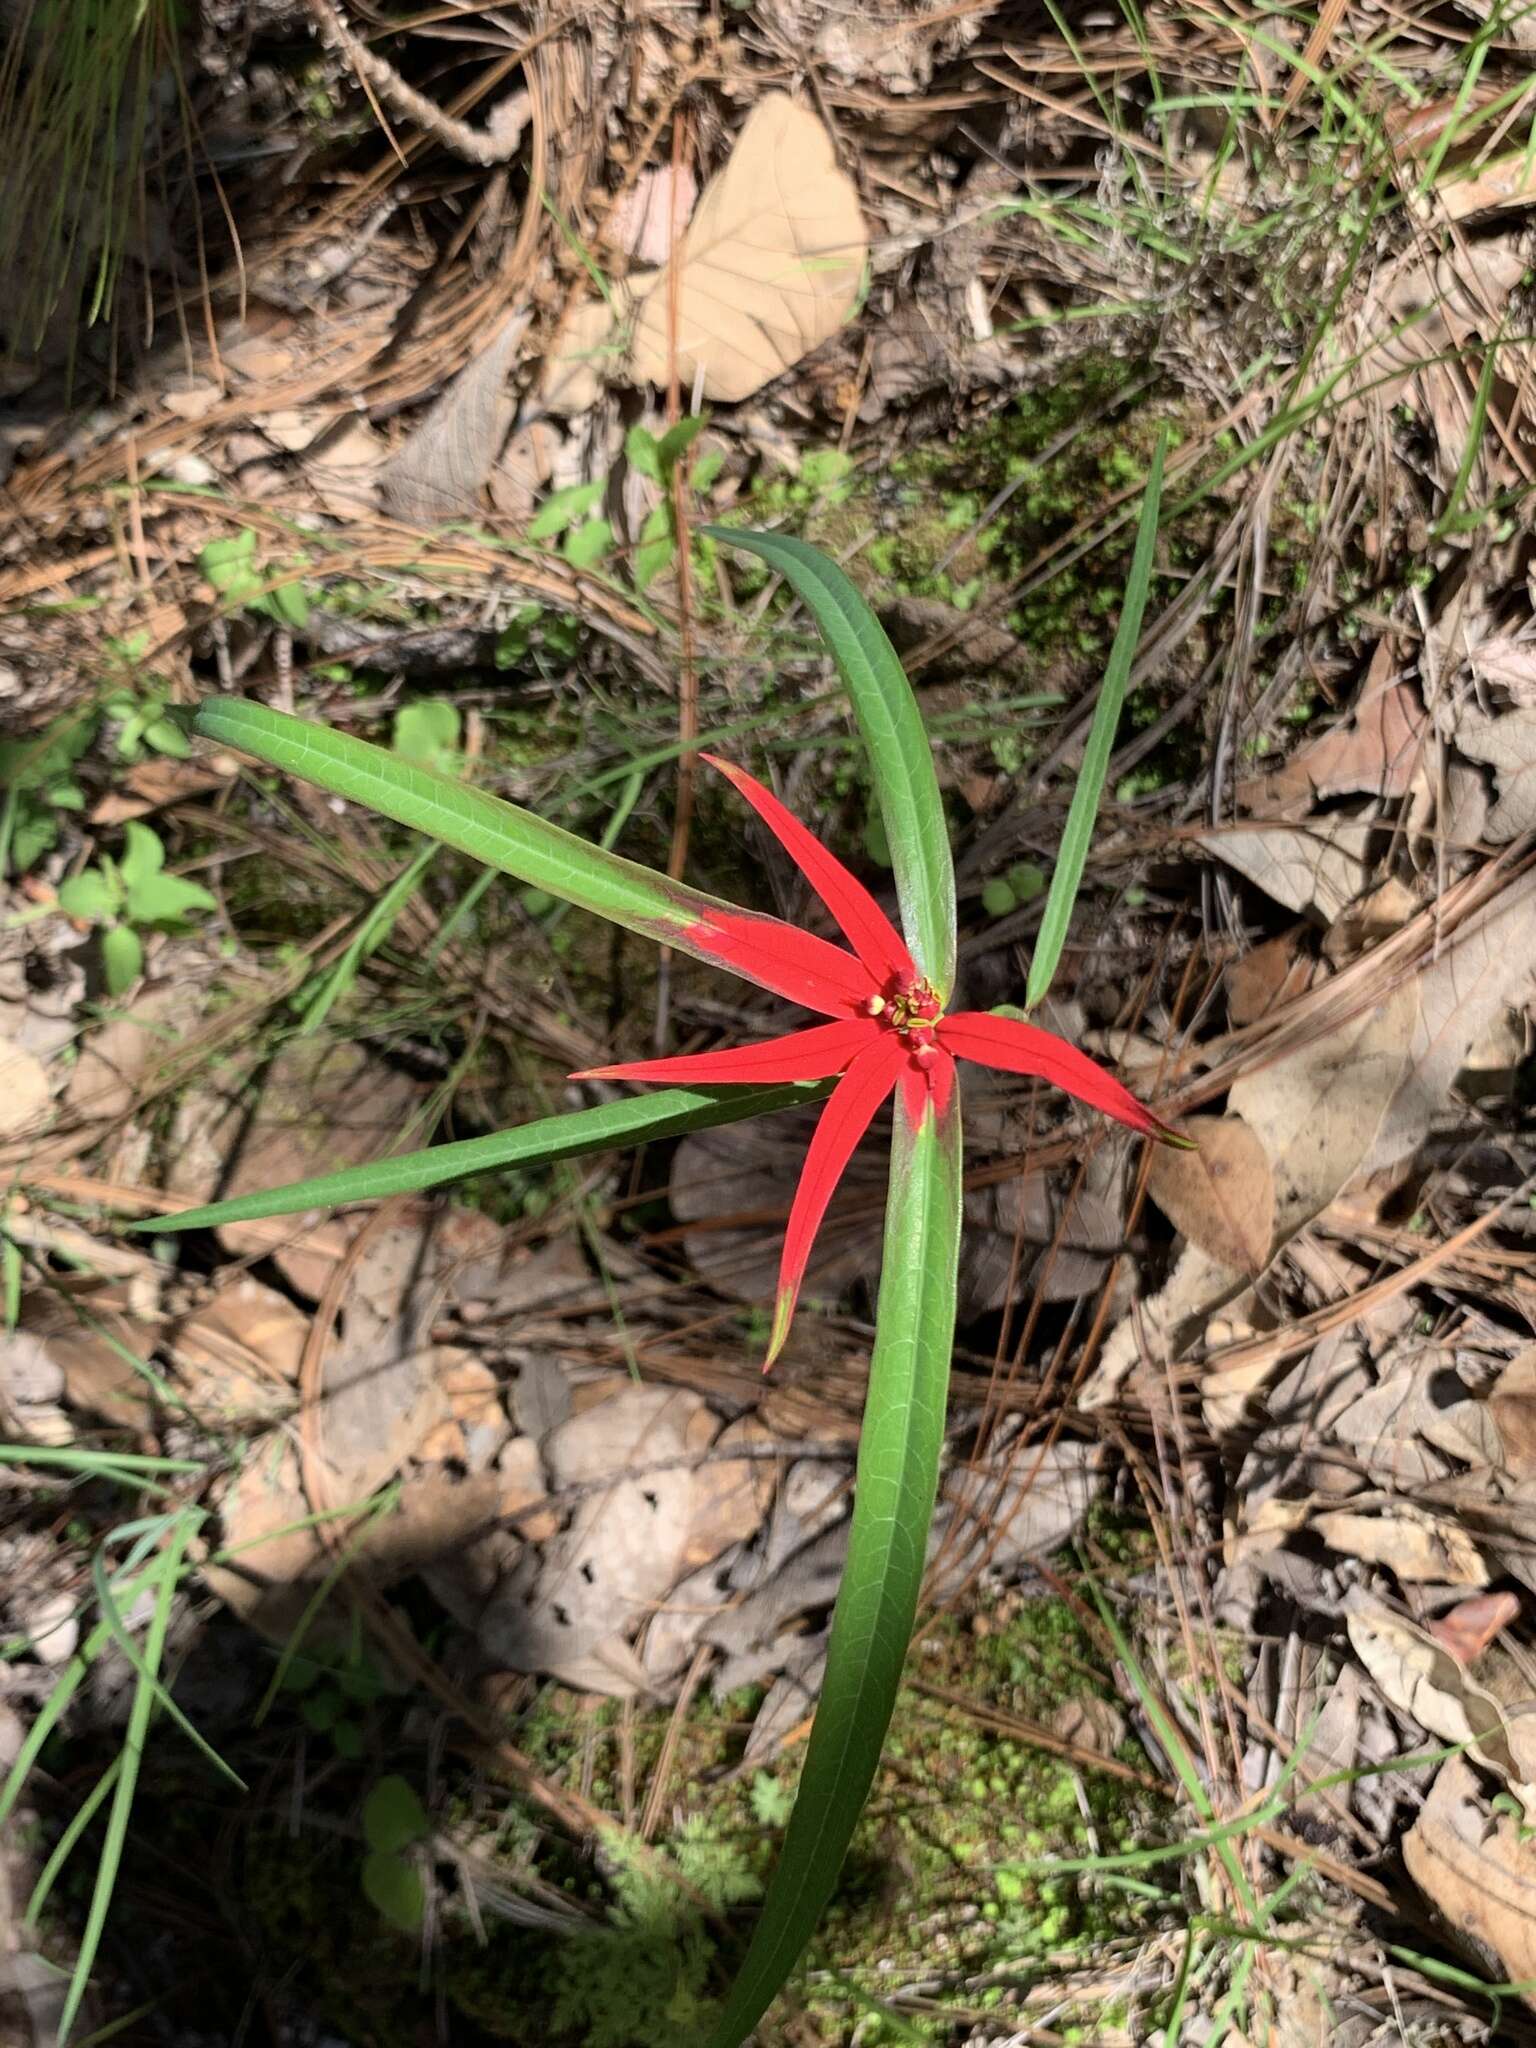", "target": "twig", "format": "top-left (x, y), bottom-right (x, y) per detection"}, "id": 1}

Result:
top-left (303, 0), bottom-right (530, 167)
